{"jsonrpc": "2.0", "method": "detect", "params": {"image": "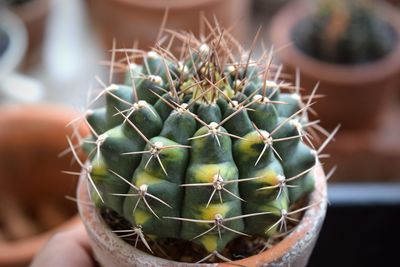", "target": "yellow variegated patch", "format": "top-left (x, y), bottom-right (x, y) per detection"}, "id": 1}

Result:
top-left (199, 203), bottom-right (230, 221)
top-left (265, 223), bottom-right (279, 236)
top-left (91, 156), bottom-right (108, 181)
top-left (135, 171), bottom-right (163, 186)
top-left (134, 209), bottom-right (151, 225)
top-left (200, 235), bottom-right (218, 252)
top-left (254, 169), bottom-right (279, 185)
top-left (237, 132), bottom-right (263, 158)
top-left (192, 162), bottom-right (233, 183)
